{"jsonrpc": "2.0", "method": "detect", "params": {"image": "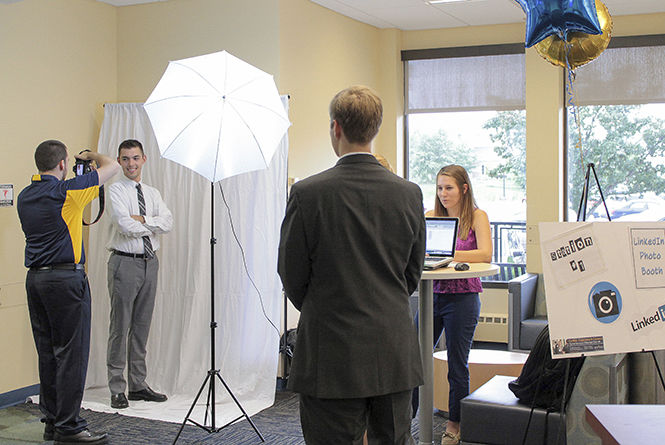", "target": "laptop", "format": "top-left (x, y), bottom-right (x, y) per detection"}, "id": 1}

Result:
top-left (423, 216), bottom-right (459, 270)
